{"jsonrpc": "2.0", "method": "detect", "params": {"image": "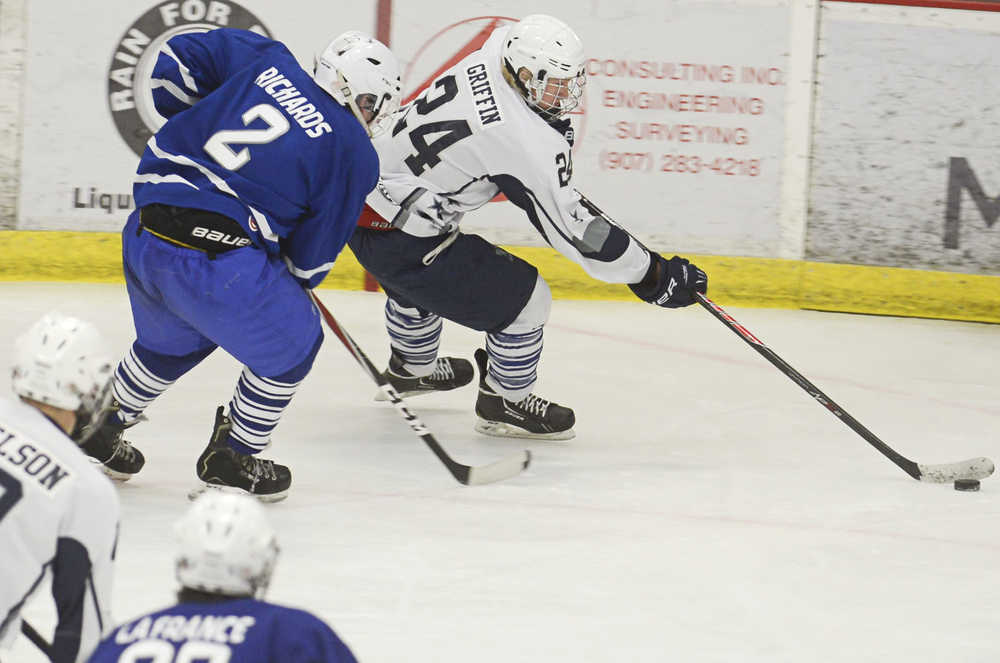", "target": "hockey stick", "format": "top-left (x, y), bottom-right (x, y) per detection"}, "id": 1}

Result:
top-left (308, 291), bottom-right (531, 485)
top-left (21, 620), bottom-right (53, 659)
top-left (696, 292), bottom-right (994, 482)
